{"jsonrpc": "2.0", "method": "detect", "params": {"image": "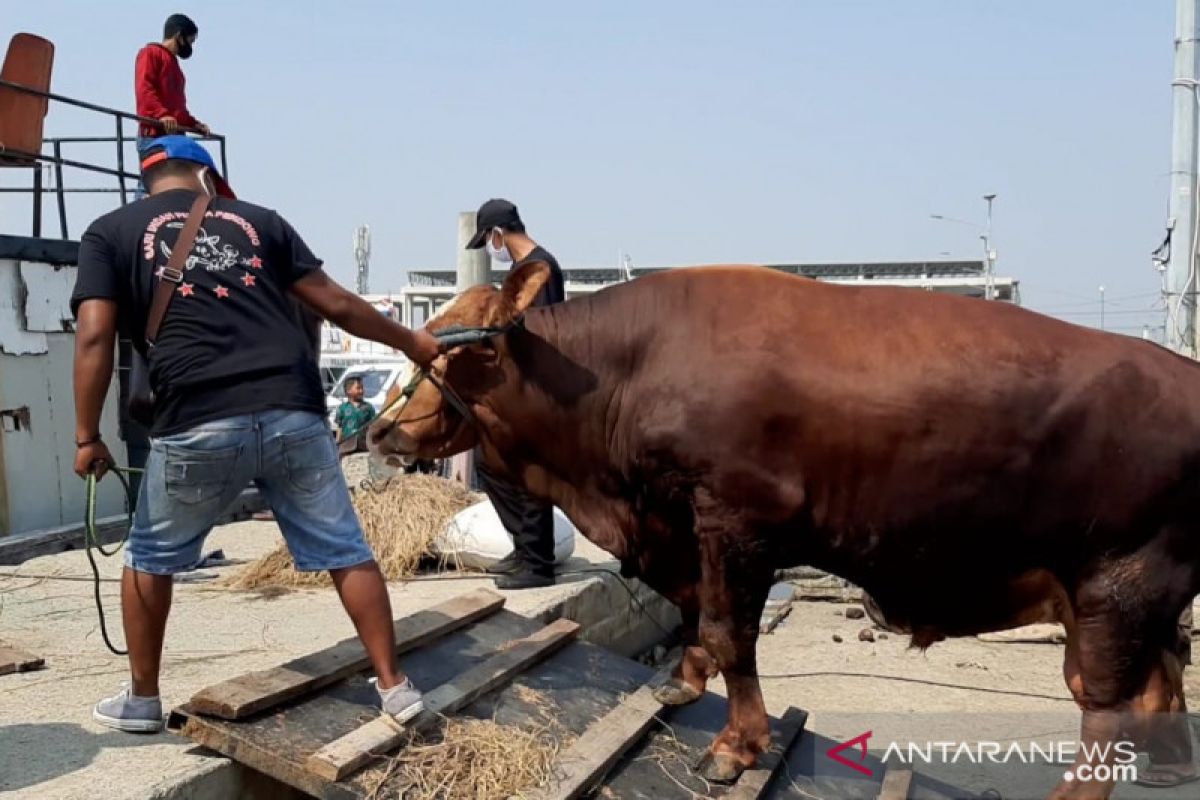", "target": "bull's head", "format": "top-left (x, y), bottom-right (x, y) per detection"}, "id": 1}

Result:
top-left (368, 260), bottom-right (550, 475)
